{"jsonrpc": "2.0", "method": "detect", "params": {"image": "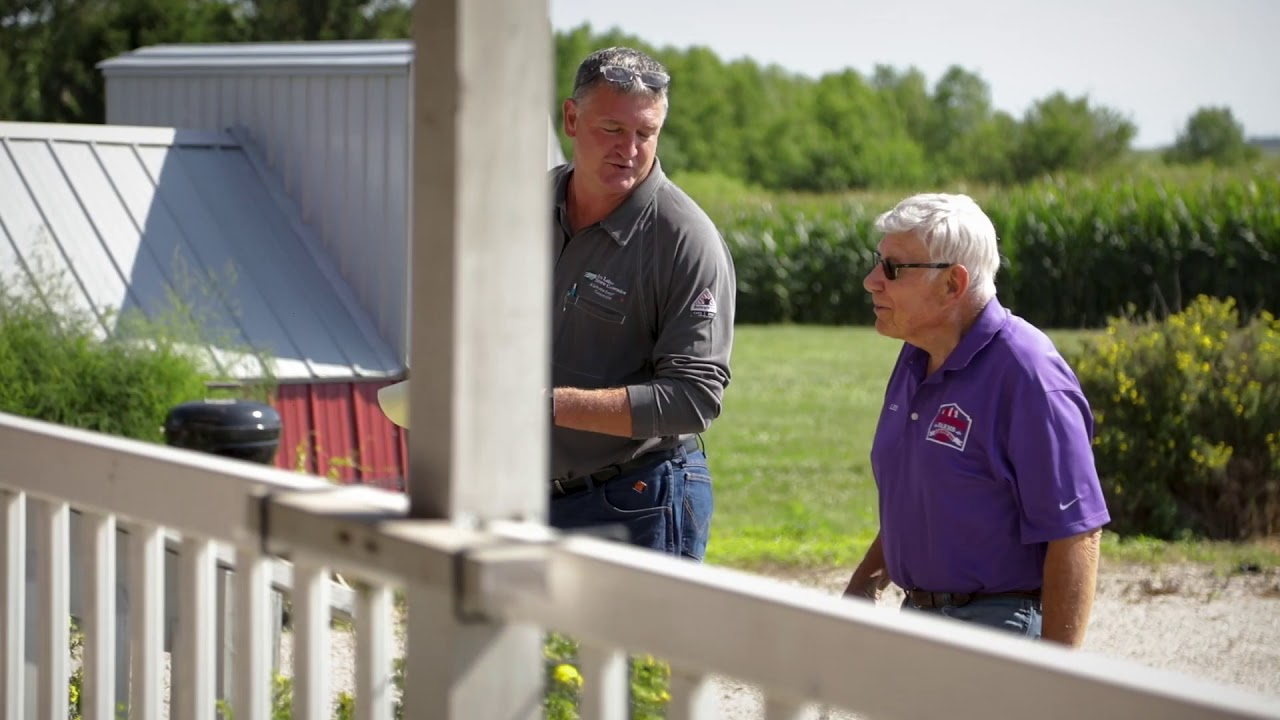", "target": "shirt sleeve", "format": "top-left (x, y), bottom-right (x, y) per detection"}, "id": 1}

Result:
top-left (627, 216), bottom-right (736, 439)
top-left (1008, 388), bottom-right (1112, 544)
